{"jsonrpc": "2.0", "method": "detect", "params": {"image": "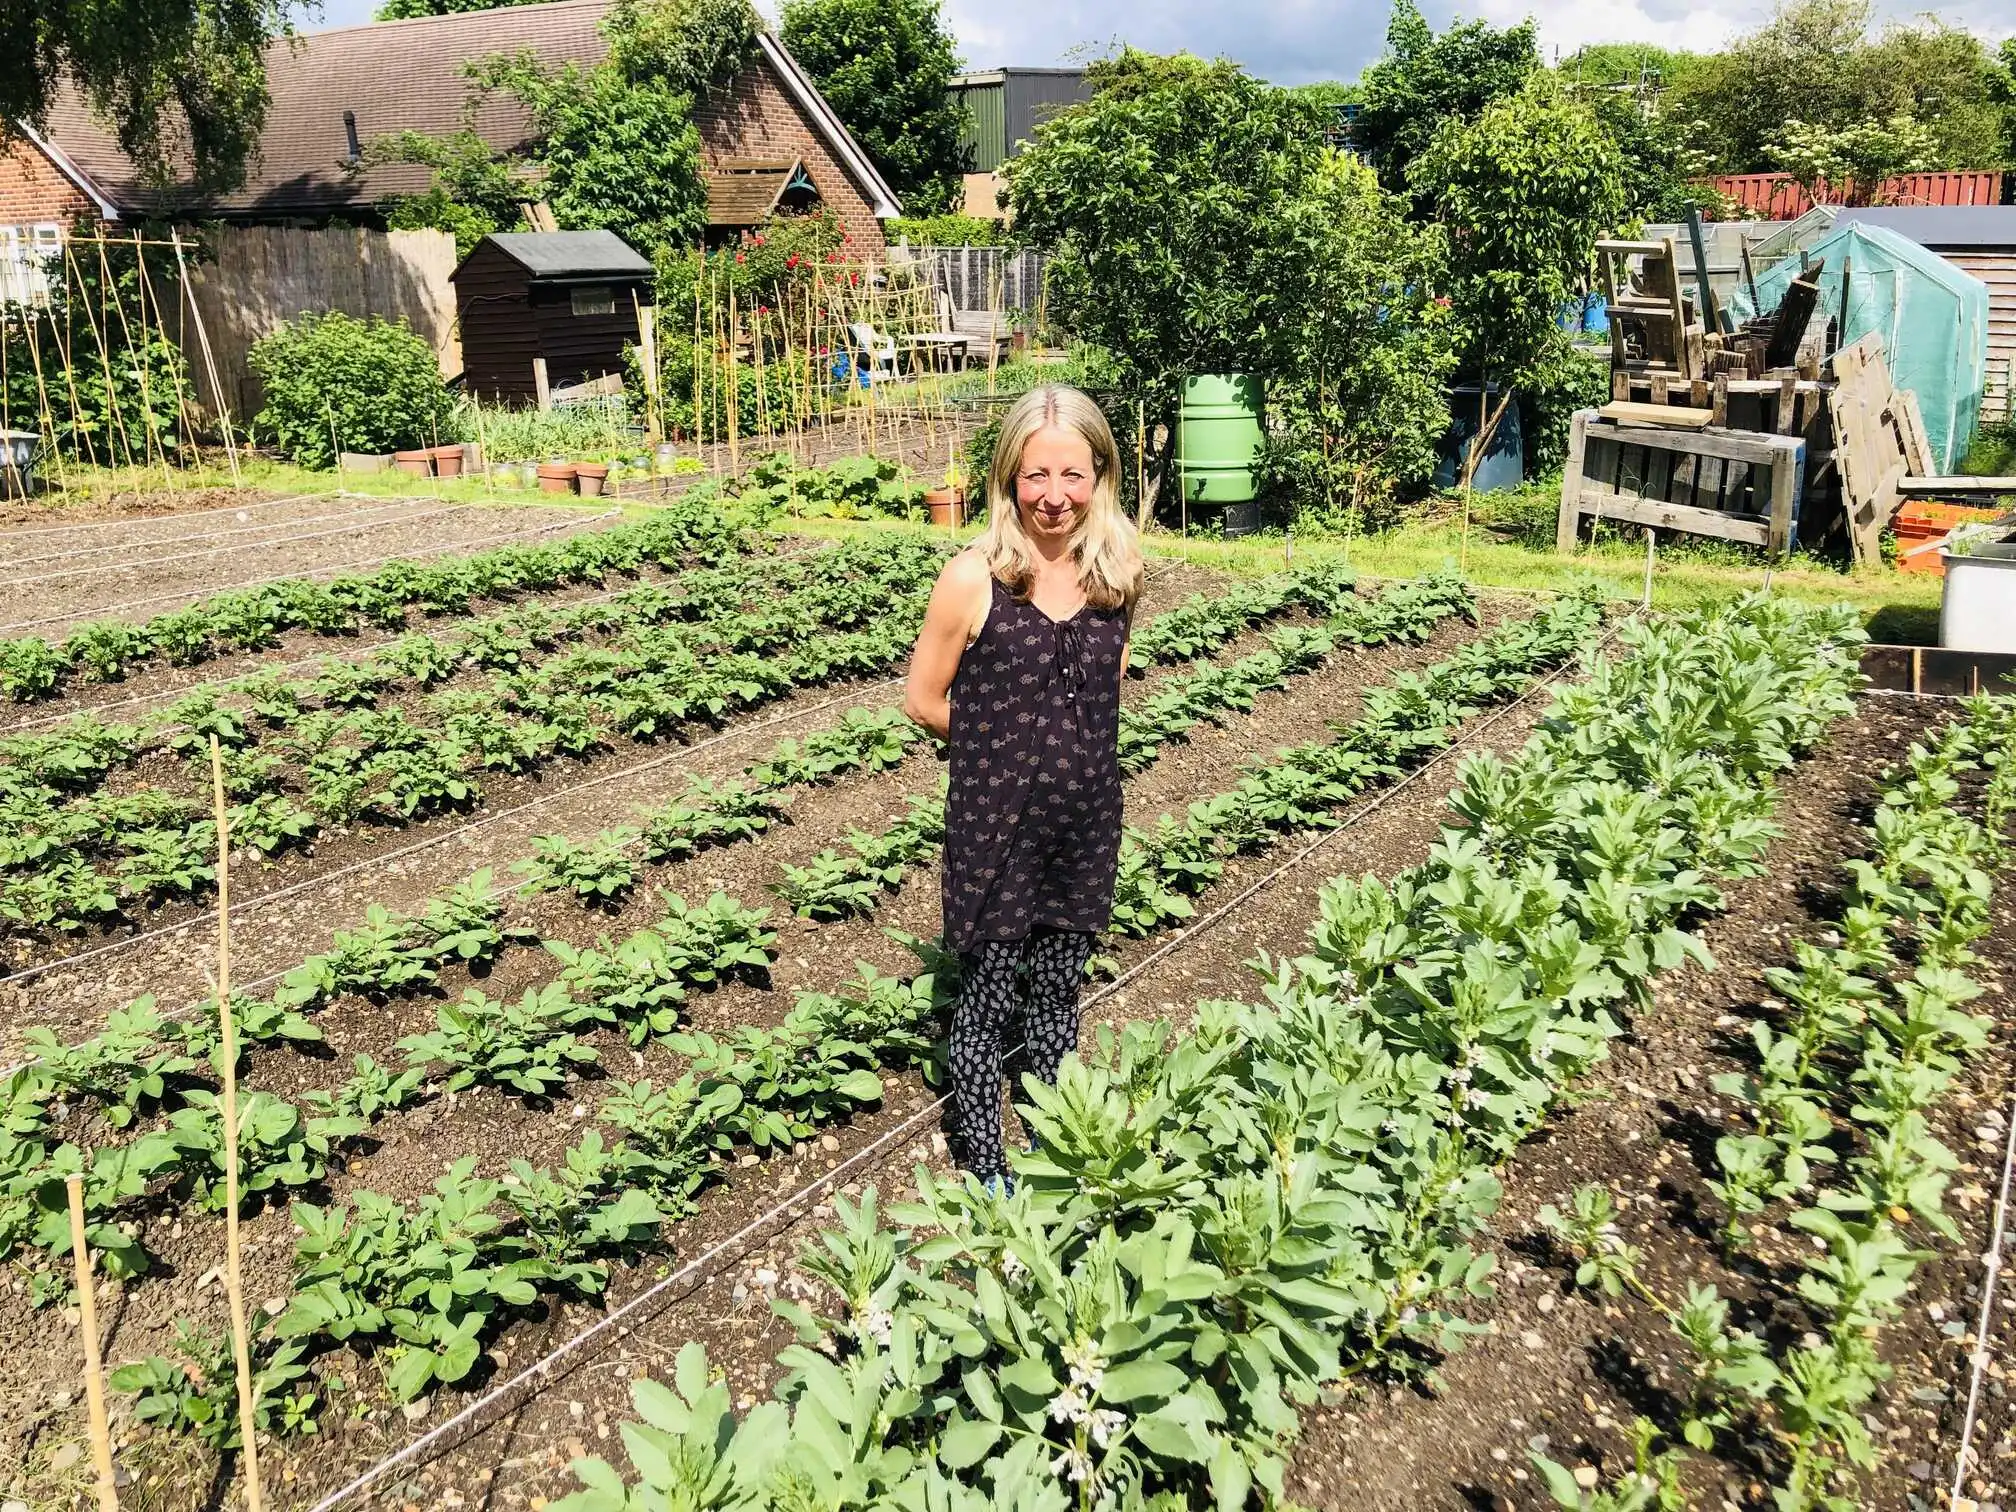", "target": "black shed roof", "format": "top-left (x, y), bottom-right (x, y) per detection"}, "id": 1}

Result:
top-left (455, 231), bottom-right (653, 283)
